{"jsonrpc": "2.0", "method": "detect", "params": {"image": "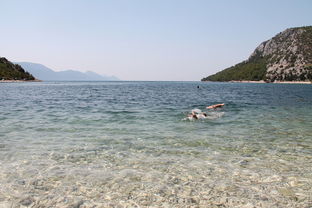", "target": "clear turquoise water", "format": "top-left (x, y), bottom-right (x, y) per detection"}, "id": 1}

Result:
top-left (0, 81), bottom-right (311, 207)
